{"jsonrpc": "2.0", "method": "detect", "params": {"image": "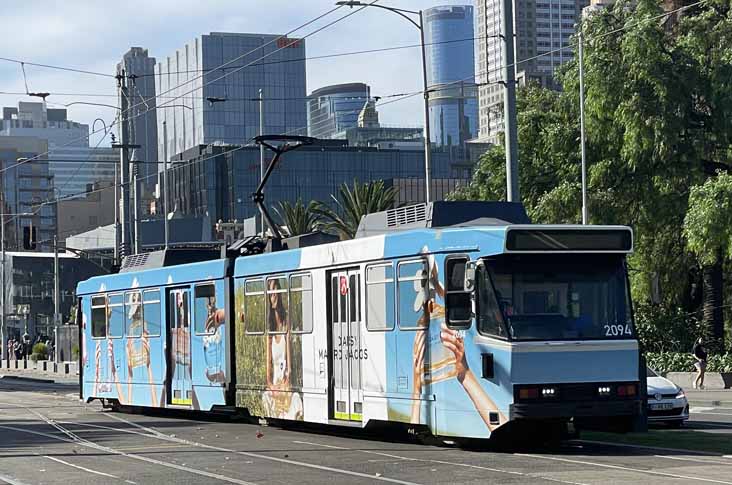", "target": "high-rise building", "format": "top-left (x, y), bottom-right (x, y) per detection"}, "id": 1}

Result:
top-left (476, 0), bottom-right (588, 142)
top-left (155, 32), bottom-right (307, 160)
top-left (423, 5), bottom-right (479, 147)
top-left (0, 102), bottom-right (117, 199)
top-left (166, 141), bottom-right (470, 228)
top-left (0, 136), bottom-right (57, 252)
top-left (308, 83), bottom-right (371, 139)
top-left (117, 47), bottom-right (158, 193)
